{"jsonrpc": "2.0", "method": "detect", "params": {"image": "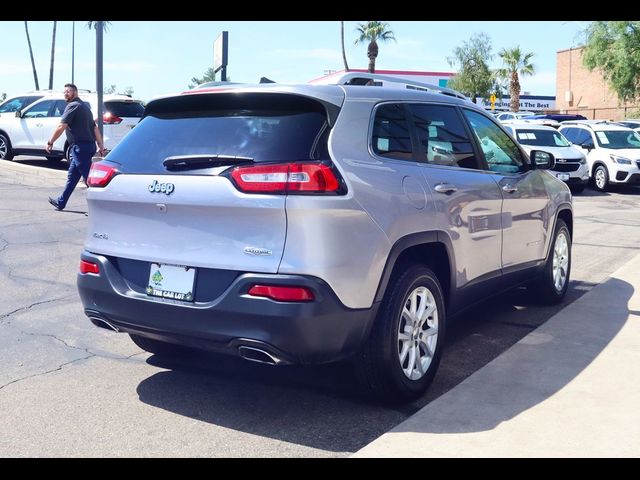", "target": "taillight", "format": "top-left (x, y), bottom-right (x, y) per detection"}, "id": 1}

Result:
top-left (229, 162), bottom-right (341, 194)
top-left (80, 260), bottom-right (100, 274)
top-left (247, 284), bottom-right (315, 302)
top-left (88, 161), bottom-right (119, 187)
top-left (102, 112), bottom-right (122, 124)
